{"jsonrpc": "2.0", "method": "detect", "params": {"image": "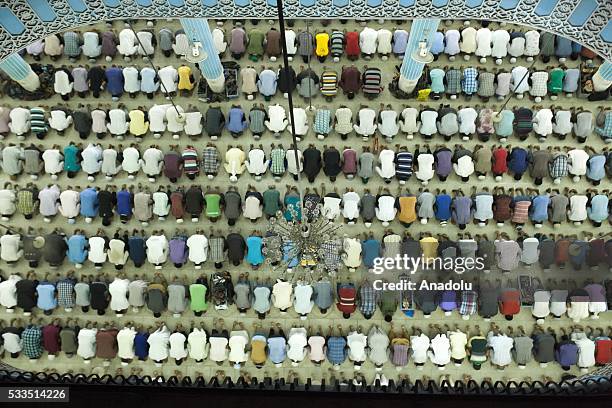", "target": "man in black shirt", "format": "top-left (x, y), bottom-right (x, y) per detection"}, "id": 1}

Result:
top-left (323, 146), bottom-right (342, 181)
top-left (87, 66), bottom-right (106, 98)
top-left (205, 106), bottom-right (225, 139)
top-left (184, 185), bottom-right (204, 221)
top-left (43, 230), bottom-right (67, 267)
top-left (302, 144), bottom-right (322, 183)
top-left (98, 187), bottom-right (116, 226)
top-left (90, 279), bottom-right (110, 315)
top-left (16, 272), bottom-right (38, 314)
top-left (226, 233), bottom-right (246, 266)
